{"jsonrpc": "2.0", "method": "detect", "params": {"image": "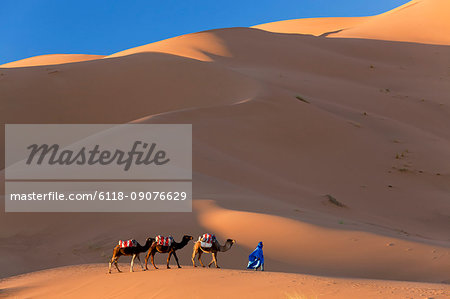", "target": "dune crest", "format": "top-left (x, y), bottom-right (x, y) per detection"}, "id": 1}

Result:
top-left (253, 17), bottom-right (369, 37)
top-left (107, 32), bottom-right (232, 61)
top-left (255, 0), bottom-right (450, 45)
top-left (0, 54), bottom-right (104, 68)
